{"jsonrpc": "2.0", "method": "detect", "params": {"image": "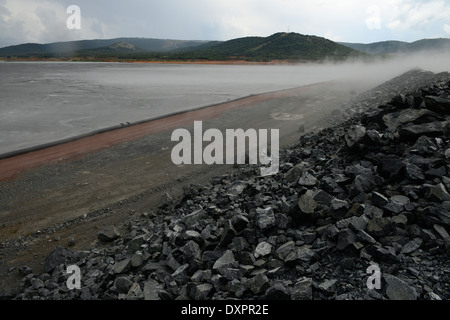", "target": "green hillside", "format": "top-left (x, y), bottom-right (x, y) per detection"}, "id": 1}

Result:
top-left (339, 38), bottom-right (450, 55)
top-left (175, 32), bottom-right (364, 61)
top-left (0, 38), bottom-right (208, 57)
top-left (0, 32), bottom-right (364, 62)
